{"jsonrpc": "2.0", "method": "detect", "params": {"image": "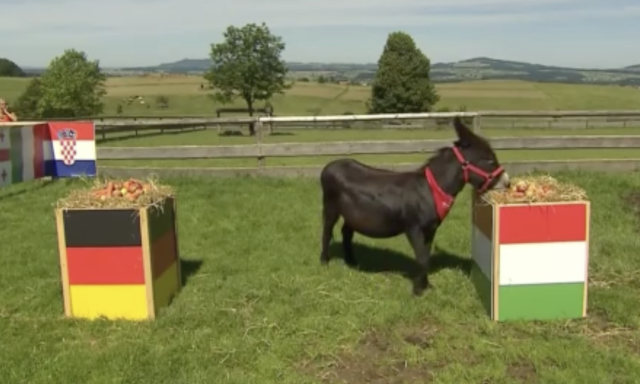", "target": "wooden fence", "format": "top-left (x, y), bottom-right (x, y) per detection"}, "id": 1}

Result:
top-left (97, 111), bottom-right (640, 179)
top-left (32, 110), bottom-right (640, 142)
